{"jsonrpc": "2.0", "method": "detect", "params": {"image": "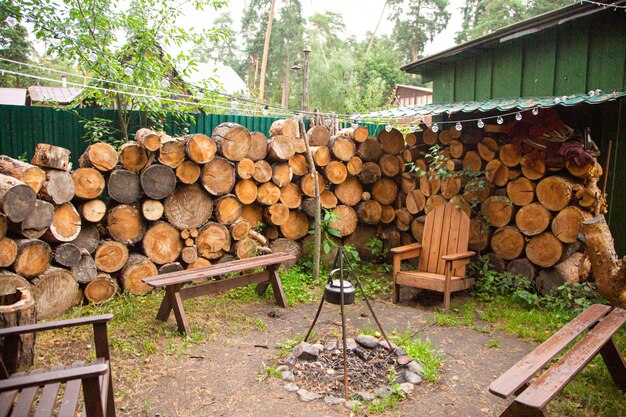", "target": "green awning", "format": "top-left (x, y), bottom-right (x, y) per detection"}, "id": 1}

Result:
top-left (366, 91), bottom-right (626, 119)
